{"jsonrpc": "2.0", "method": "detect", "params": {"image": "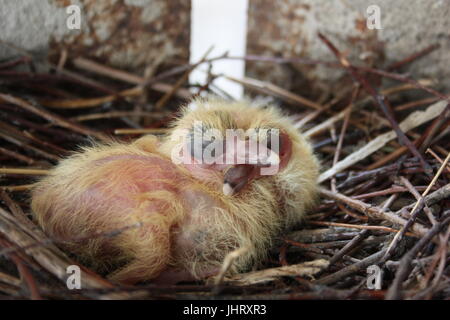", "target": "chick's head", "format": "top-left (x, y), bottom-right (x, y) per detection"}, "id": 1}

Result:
top-left (159, 97), bottom-right (319, 227)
